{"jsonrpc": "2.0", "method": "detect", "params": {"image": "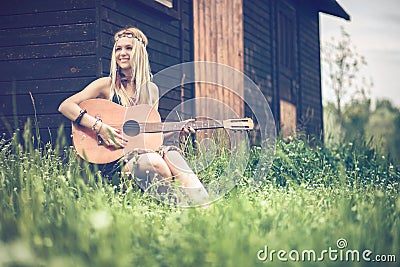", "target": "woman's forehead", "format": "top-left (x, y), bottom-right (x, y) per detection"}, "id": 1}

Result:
top-left (115, 37), bottom-right (133, 46)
